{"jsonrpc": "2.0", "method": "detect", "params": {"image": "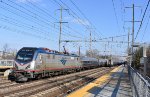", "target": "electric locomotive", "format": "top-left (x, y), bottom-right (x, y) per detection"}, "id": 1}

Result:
top-left (8, 47), bottom-right (82, 82)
